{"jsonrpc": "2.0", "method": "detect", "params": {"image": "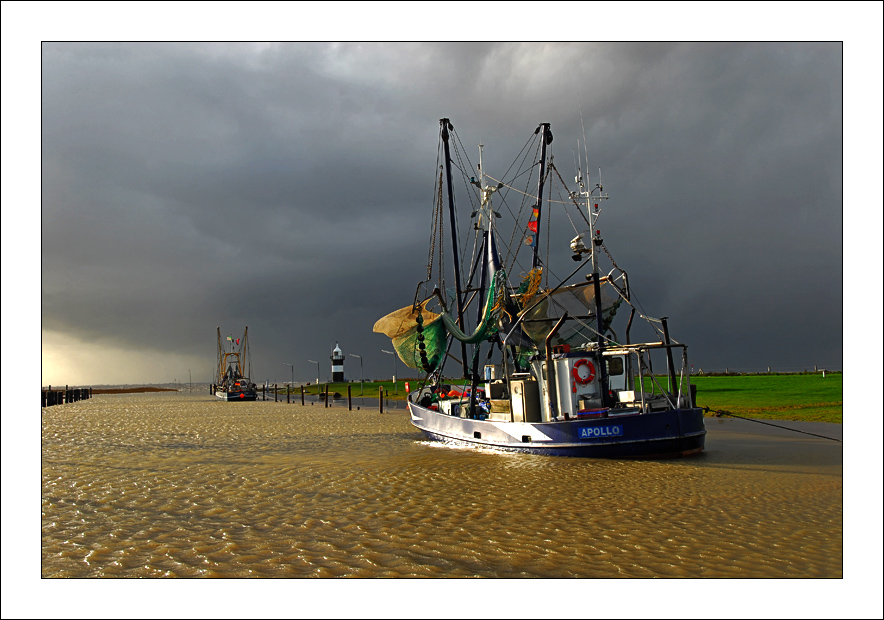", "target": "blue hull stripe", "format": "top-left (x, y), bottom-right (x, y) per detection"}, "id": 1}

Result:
top-left (409, 401), bottom-right (706, 458)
